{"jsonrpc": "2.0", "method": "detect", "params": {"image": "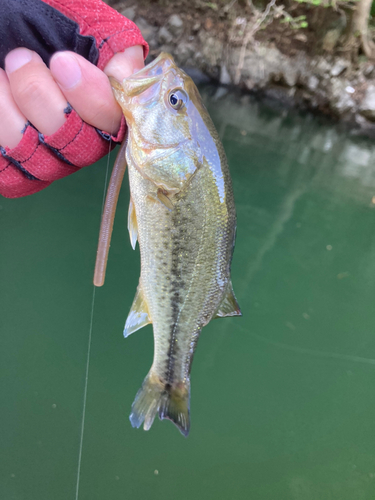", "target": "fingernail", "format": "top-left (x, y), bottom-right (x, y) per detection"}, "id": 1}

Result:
top-left (5, 48), bottom-right (33, 73)
top-left (50, 52), bottom-right (82, 89)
